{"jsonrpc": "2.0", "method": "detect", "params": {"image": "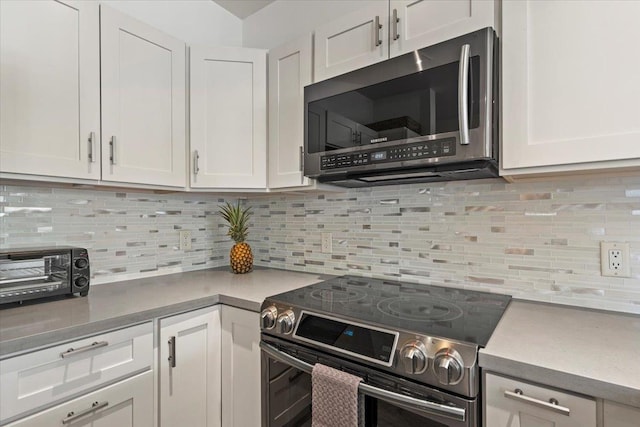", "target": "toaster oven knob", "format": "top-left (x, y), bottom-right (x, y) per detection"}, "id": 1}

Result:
top-left (74, 258), bottom-right (89, 269)
top-left (433, 349), bottom-right (464, 385)
top-left (400, 341), bottom-right (428, 374)
top-left (277, 310), bottom-right (296, 335)
top-left (260, 306), bottom-right (278, 330)
top-left (74, 276), bottom-right (89, 289)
